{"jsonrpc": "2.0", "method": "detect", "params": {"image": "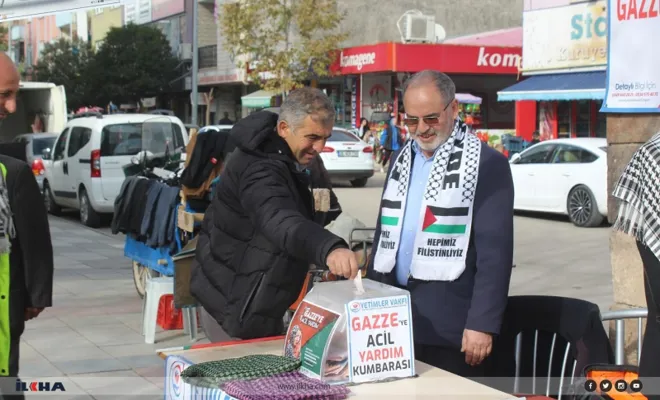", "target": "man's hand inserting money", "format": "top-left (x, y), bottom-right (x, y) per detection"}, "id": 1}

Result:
top-left (326, 248), bottom-right (359, 279)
